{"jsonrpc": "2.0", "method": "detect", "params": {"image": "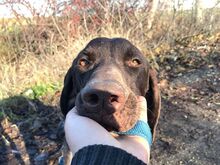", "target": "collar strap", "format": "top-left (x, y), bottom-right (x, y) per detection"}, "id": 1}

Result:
top-left (114, 120), bottom-right (152, 146)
